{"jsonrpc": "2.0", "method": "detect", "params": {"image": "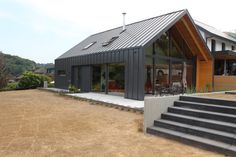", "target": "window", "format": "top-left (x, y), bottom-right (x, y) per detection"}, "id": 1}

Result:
top-left (232, 46), bottom-right (235, 51)
top-left (214, 60), bottom-right (224, 75)
top-left (227, 61), bottom-right (236, 75)
top-left (155, 32), bottom-right (169, 56)
top-left (211, 39), bottom-right (216, 52)
top-left (58, 70), bottom-right (66, 76)
top-left (82, 41), bottom-right (96, 50)
top-left (102, 36), bottom-right (119, 46)
top-left (222, 43), bottom-right (225, 51)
